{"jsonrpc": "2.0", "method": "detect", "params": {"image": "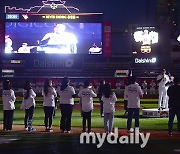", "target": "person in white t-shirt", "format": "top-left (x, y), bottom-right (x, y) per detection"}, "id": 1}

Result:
top-left (79, 82), bottom-right (84, 91)
top-left (21, 81), bottom-right (36, 131)
top-left (78, 80), bottom-right (97, 133)
top-left (97, 80), bottom-right (105, 117)
top-left (78, 81), bottom-right (84, 117)
top-left (115, 80), bottom-right (121, 96)
top-left (102, 83), bottom-right (117, 133)
top-left (18, 43), bottom-right (35, 53)
top-left (42, 79), bottom-right (57, 132)
top-left (157, 69), bottom-right (170, 110)
top-left (150, 80), bottom-right (156, 95)
top-left (2, 80), bottom-right (16, 131)
top-left (59, 77), bottom-right (76, 133)
top-left (123, 81), bottom-right (129, 117)
top-left (142, 80), bottom-right (148, 95)
top-left (125, 76), bottom-right (143, 132)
